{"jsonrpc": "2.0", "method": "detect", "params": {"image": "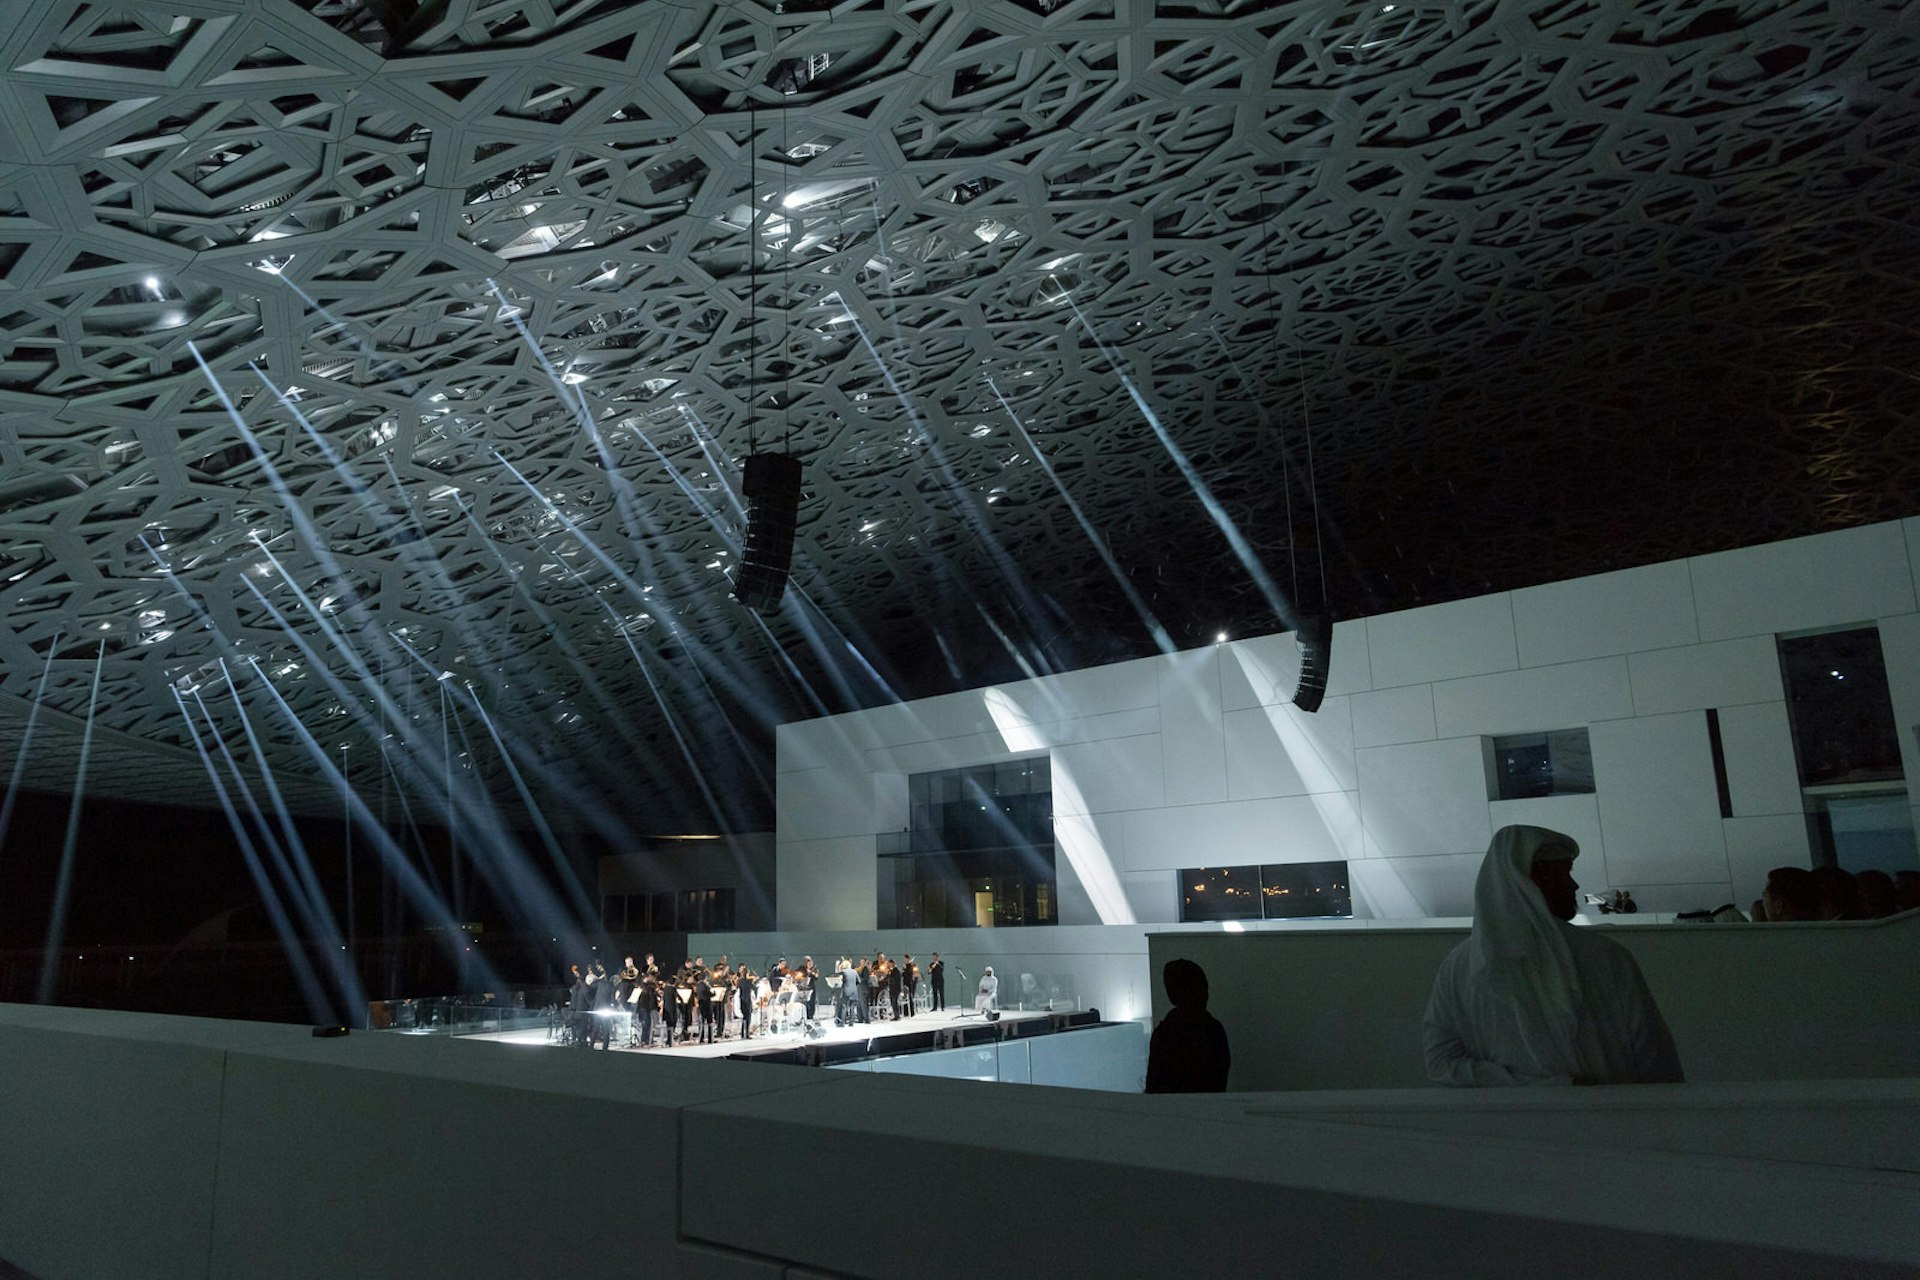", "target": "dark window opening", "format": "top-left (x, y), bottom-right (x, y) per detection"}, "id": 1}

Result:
top-left (1180, 861), bottom-right (1352, 922)
top-left (1489, 729), bottom-right (1594, 800)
